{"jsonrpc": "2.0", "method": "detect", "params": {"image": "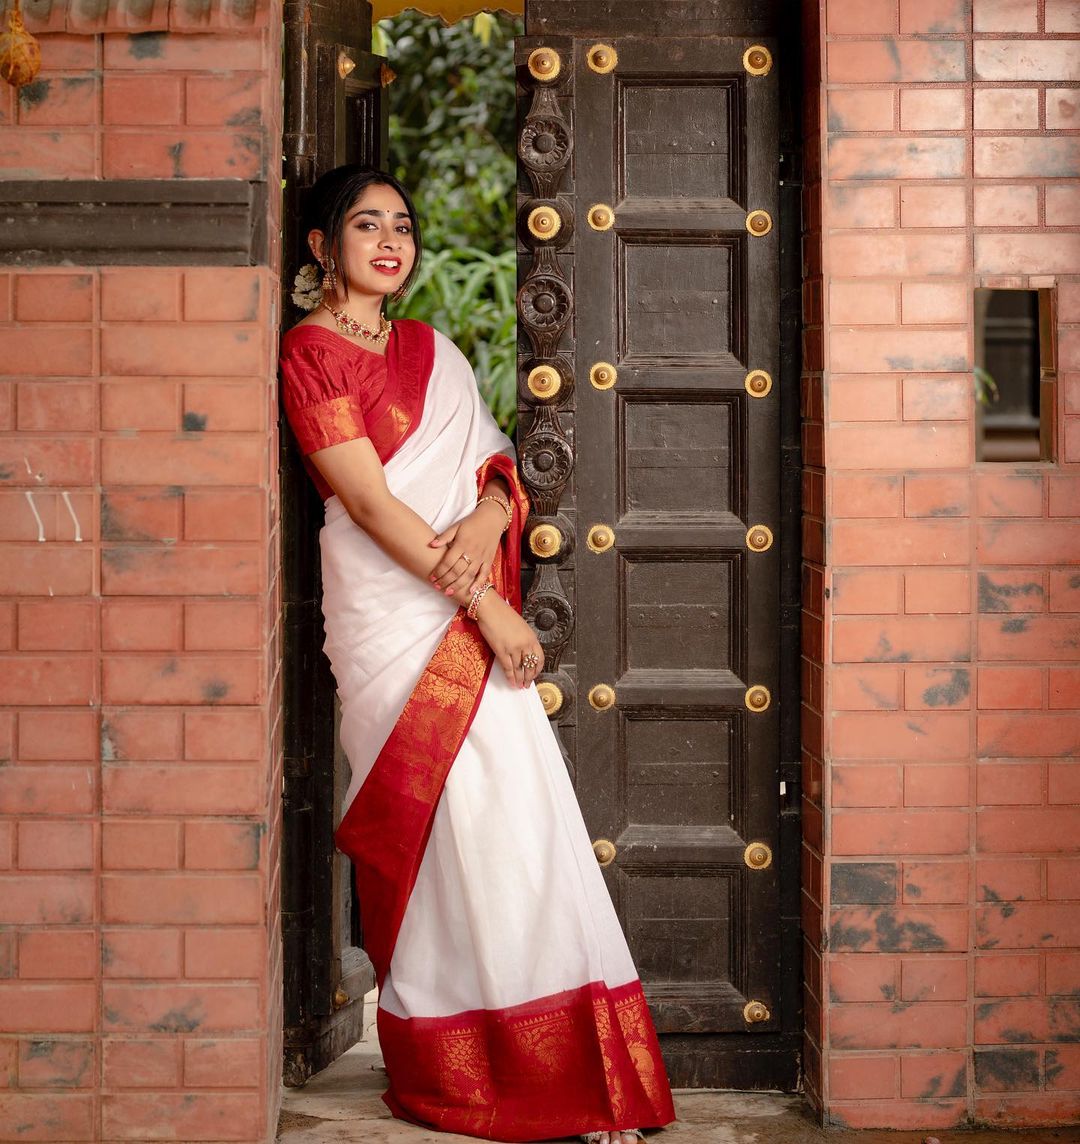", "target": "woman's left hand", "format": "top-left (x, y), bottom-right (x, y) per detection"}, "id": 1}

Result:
top-left (428, 500), bottom-right (506, 598)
